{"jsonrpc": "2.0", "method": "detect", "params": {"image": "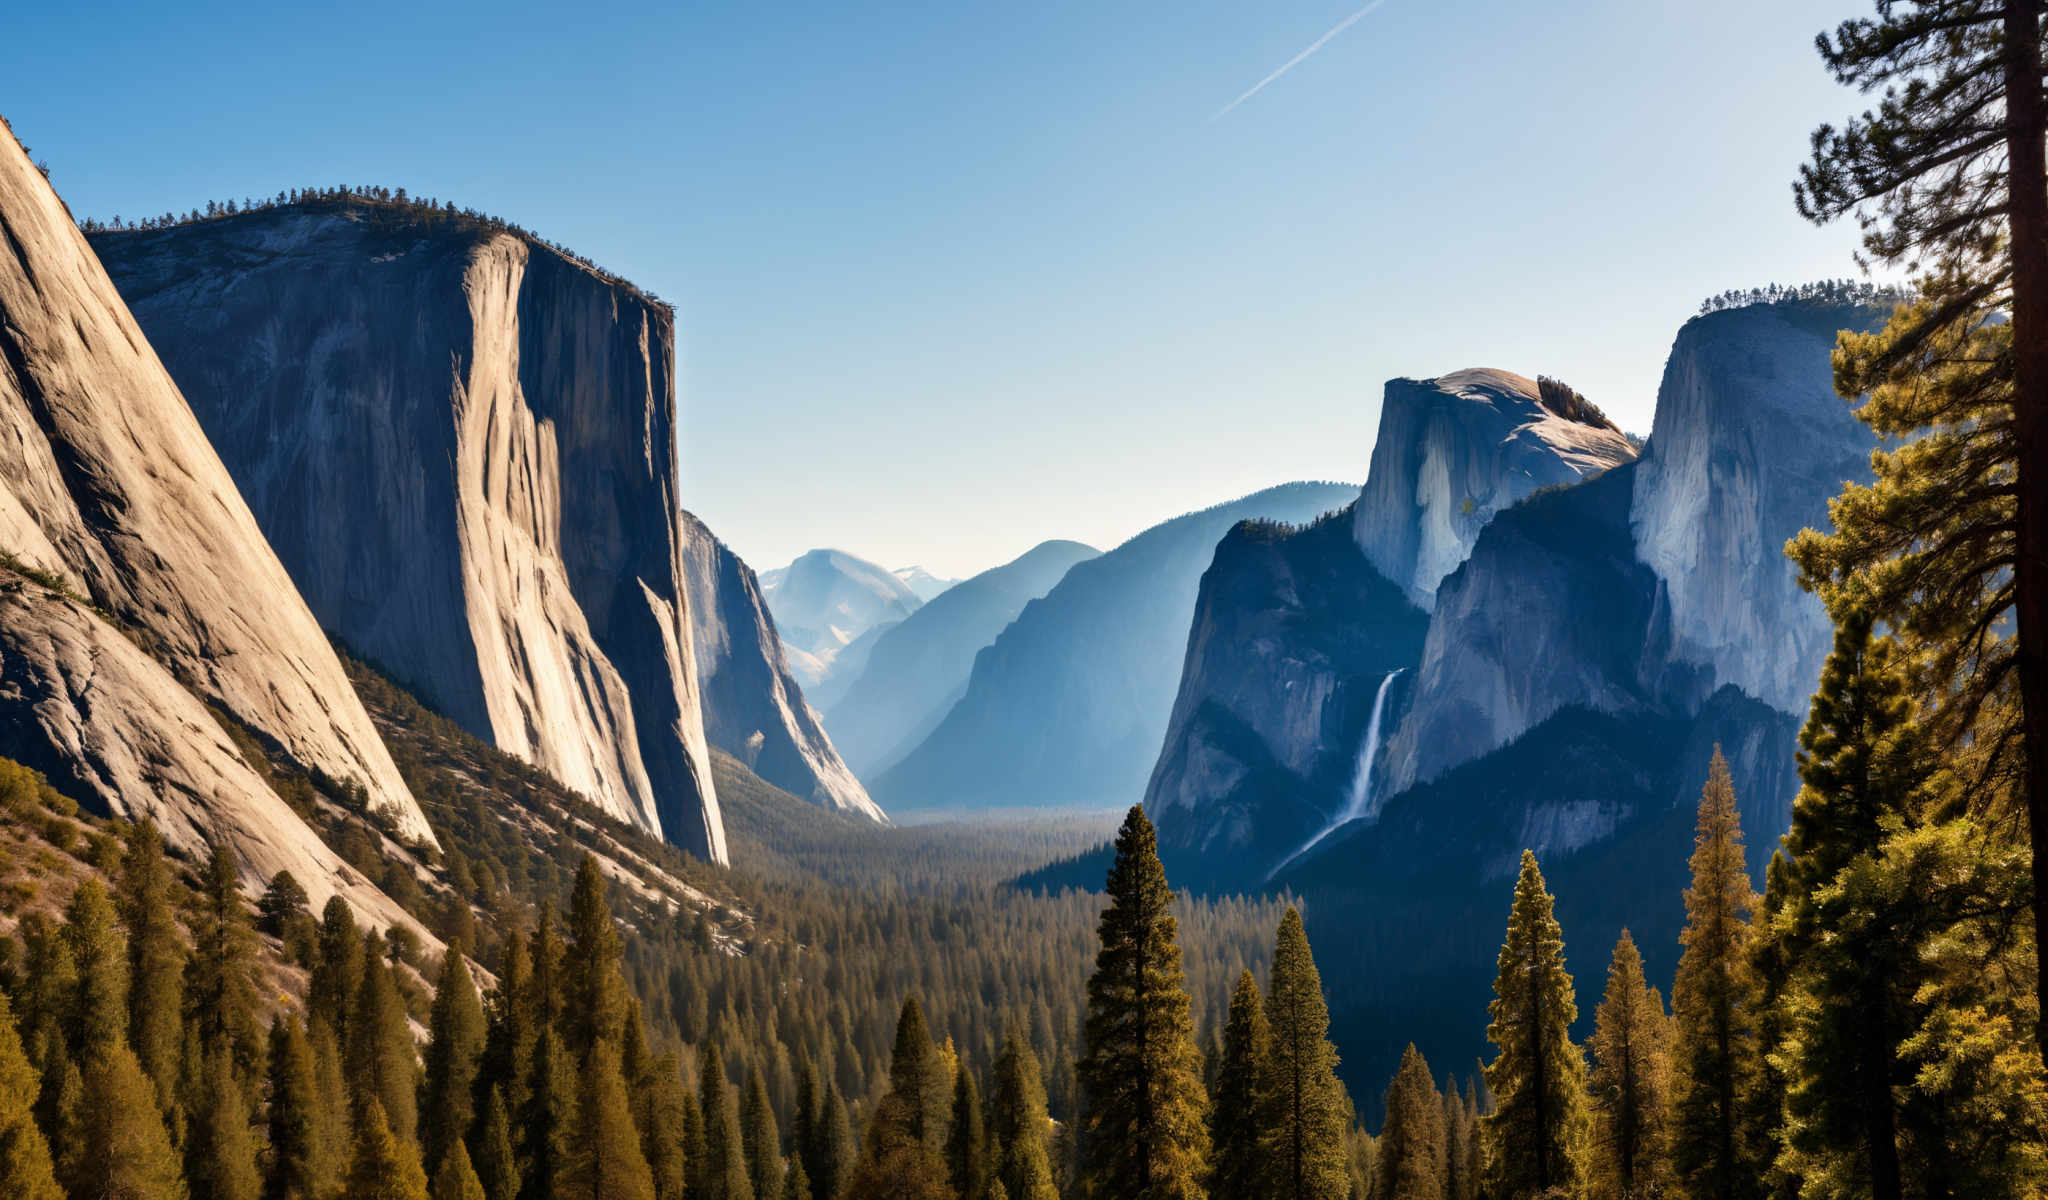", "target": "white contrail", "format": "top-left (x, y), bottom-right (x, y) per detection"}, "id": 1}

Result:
top-left (1212, 0), bottom-right (1392, 121)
